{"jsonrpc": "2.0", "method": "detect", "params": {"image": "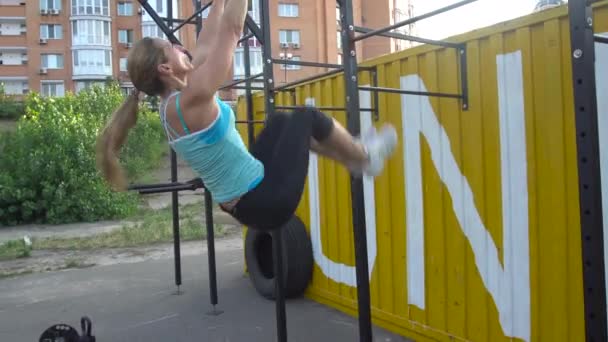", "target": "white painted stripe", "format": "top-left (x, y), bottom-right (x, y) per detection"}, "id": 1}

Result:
top-left (401, 50), bottom-right (529, 342)
top-left (497, 51), bottom-right (530, 342)
top-left (401, 77), bottom-right (426, 310)
top-left (595, 32), bottom-right (608, 335)
top-left (307, 93), bottom-right (378, 286)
